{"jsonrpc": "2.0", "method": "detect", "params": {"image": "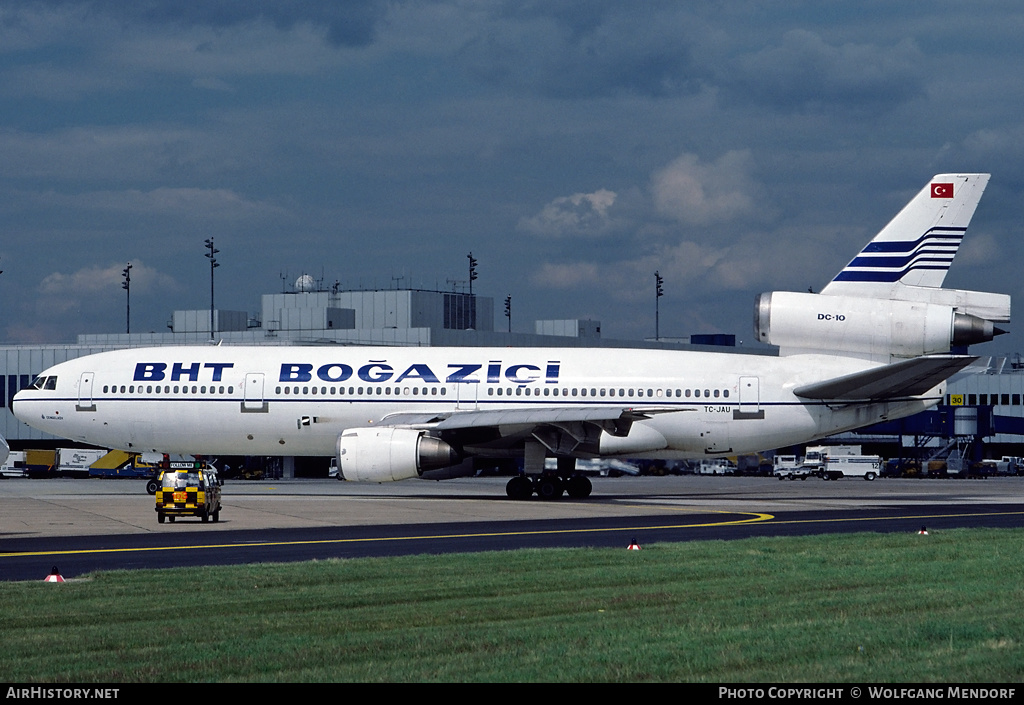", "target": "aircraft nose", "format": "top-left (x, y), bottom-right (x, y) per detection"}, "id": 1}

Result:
top-left (10, 392), bottom-right (23, 420)
top-left (10, 388), bottom-right (33, 422)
